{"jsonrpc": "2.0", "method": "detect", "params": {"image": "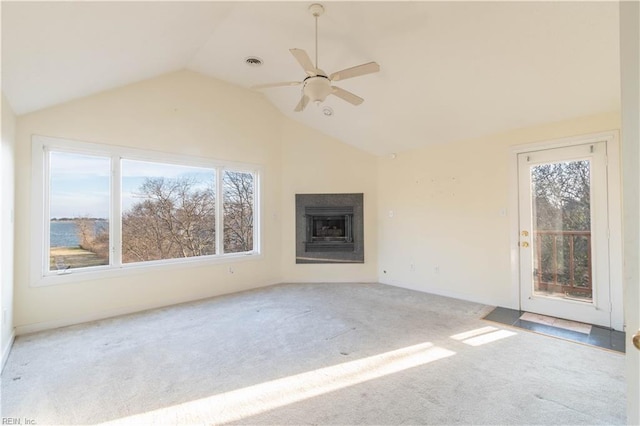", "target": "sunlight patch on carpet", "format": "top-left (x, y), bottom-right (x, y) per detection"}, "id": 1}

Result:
top-left (450, 326), bottom-right (517, 346)
top-left (450, 326), bottom-right (499, 341)
top-left (462, 329), bottom-right (517, 346)
top-left (101, 342), bottom-right (456, 425)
